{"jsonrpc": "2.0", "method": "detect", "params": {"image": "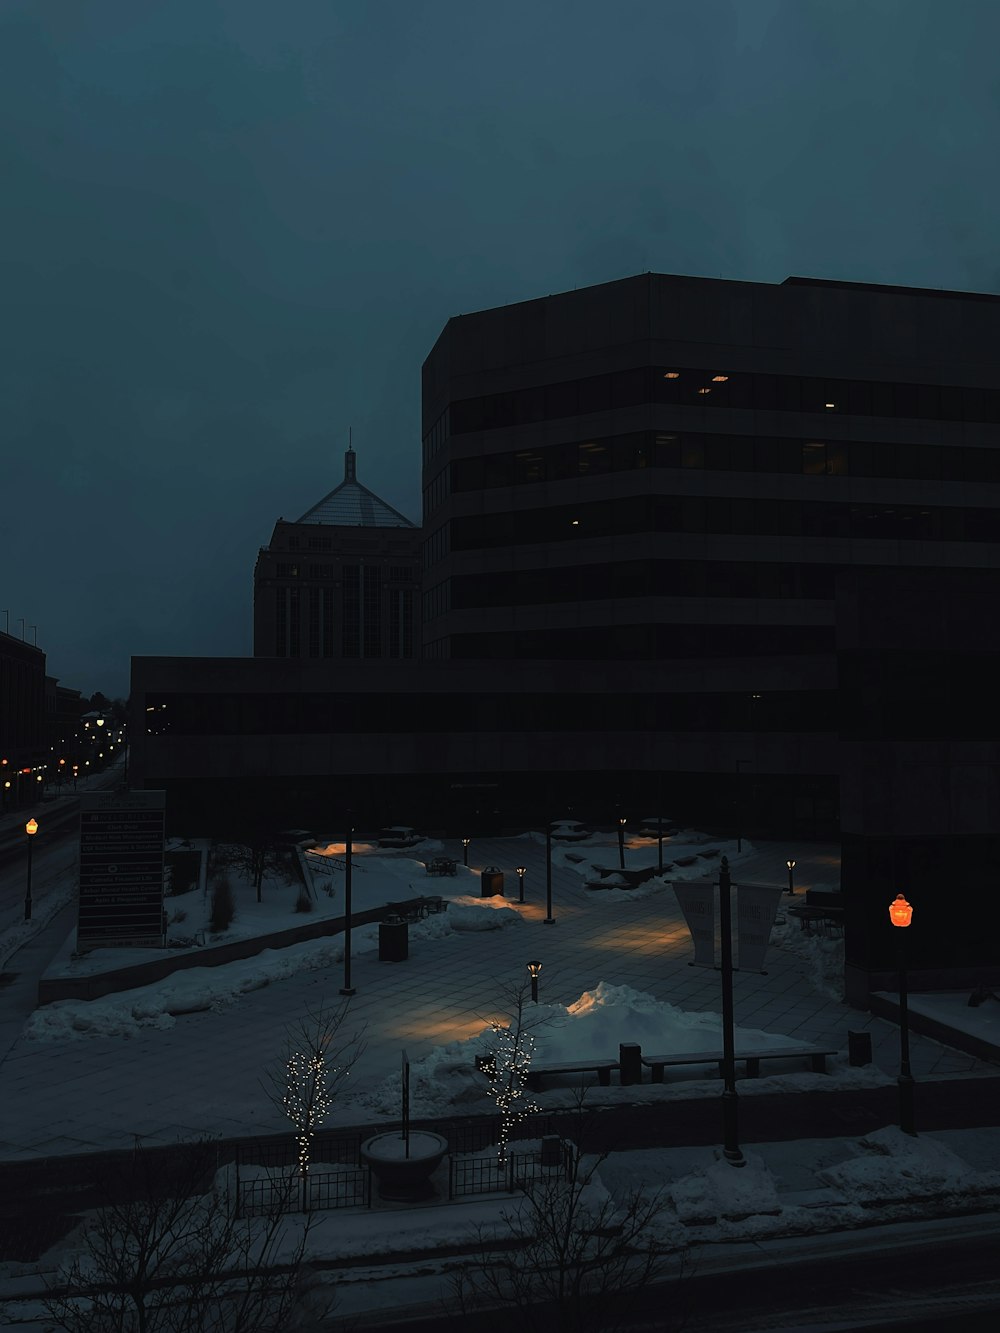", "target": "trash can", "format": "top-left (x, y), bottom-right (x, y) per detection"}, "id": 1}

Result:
top-left (619, 1042), bottom-right (642, 1086)
top-left (848, 1030), bottom-right (872, 1067)
top-left (379, 914), bottom-right (408, 962)
top-left (481, 866), bottom-right (505, 897)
